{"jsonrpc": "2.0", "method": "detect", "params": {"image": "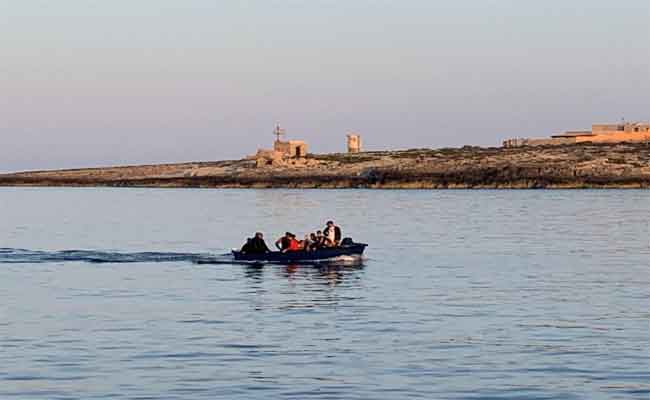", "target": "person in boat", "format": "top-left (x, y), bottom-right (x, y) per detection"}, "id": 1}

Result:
top-left (275, 232), bottom-right (292, 251)
top-left (241, 232), bottom-right (270, 254)
top-left (283, 233), bottom-right (301, 253)
top-left (315, 230), bottom-right (326, 248)
top-left (308, 233), bottom-right (319, 251)
top-left (323, 221), bottom-right (342, 247)
top-left (301, 234), bottom-right (313, 251)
